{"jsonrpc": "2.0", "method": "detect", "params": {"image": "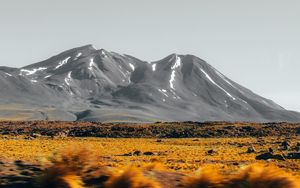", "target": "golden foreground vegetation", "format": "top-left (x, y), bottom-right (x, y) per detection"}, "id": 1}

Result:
top-left (0, 135), bottom-right (299, 187)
